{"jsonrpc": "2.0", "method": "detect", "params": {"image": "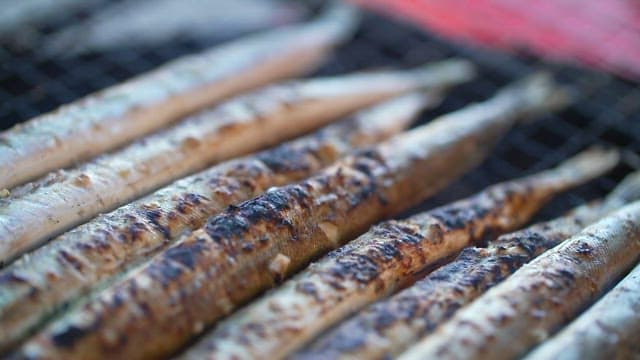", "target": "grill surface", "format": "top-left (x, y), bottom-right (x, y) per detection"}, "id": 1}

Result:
top-left (1, 5), bottom-right (639, 224)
